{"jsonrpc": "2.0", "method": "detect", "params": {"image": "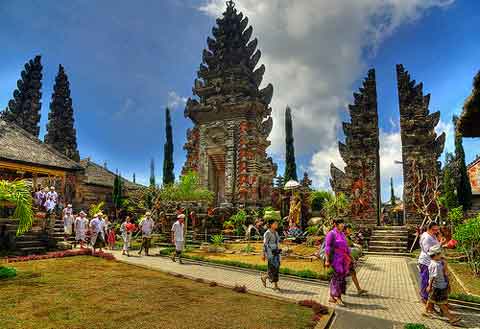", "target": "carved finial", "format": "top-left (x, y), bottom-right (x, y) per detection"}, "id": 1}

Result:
top-left (226, 0), bottom-right (235, 8)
